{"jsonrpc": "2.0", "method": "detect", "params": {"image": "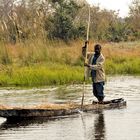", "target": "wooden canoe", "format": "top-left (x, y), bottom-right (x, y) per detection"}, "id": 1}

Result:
top-left (0, 98), bottom-right (126, 120)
